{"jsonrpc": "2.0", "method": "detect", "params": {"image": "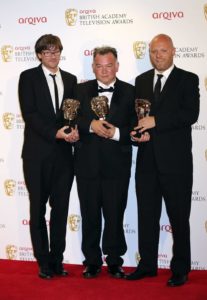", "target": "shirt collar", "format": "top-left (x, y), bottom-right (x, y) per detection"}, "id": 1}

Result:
top-left (42, 64), bottom-right (60, 78)
top-left (155, 64), bottom-right (174, 80)
top-left (97, 79), bottom-right (116, 89)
